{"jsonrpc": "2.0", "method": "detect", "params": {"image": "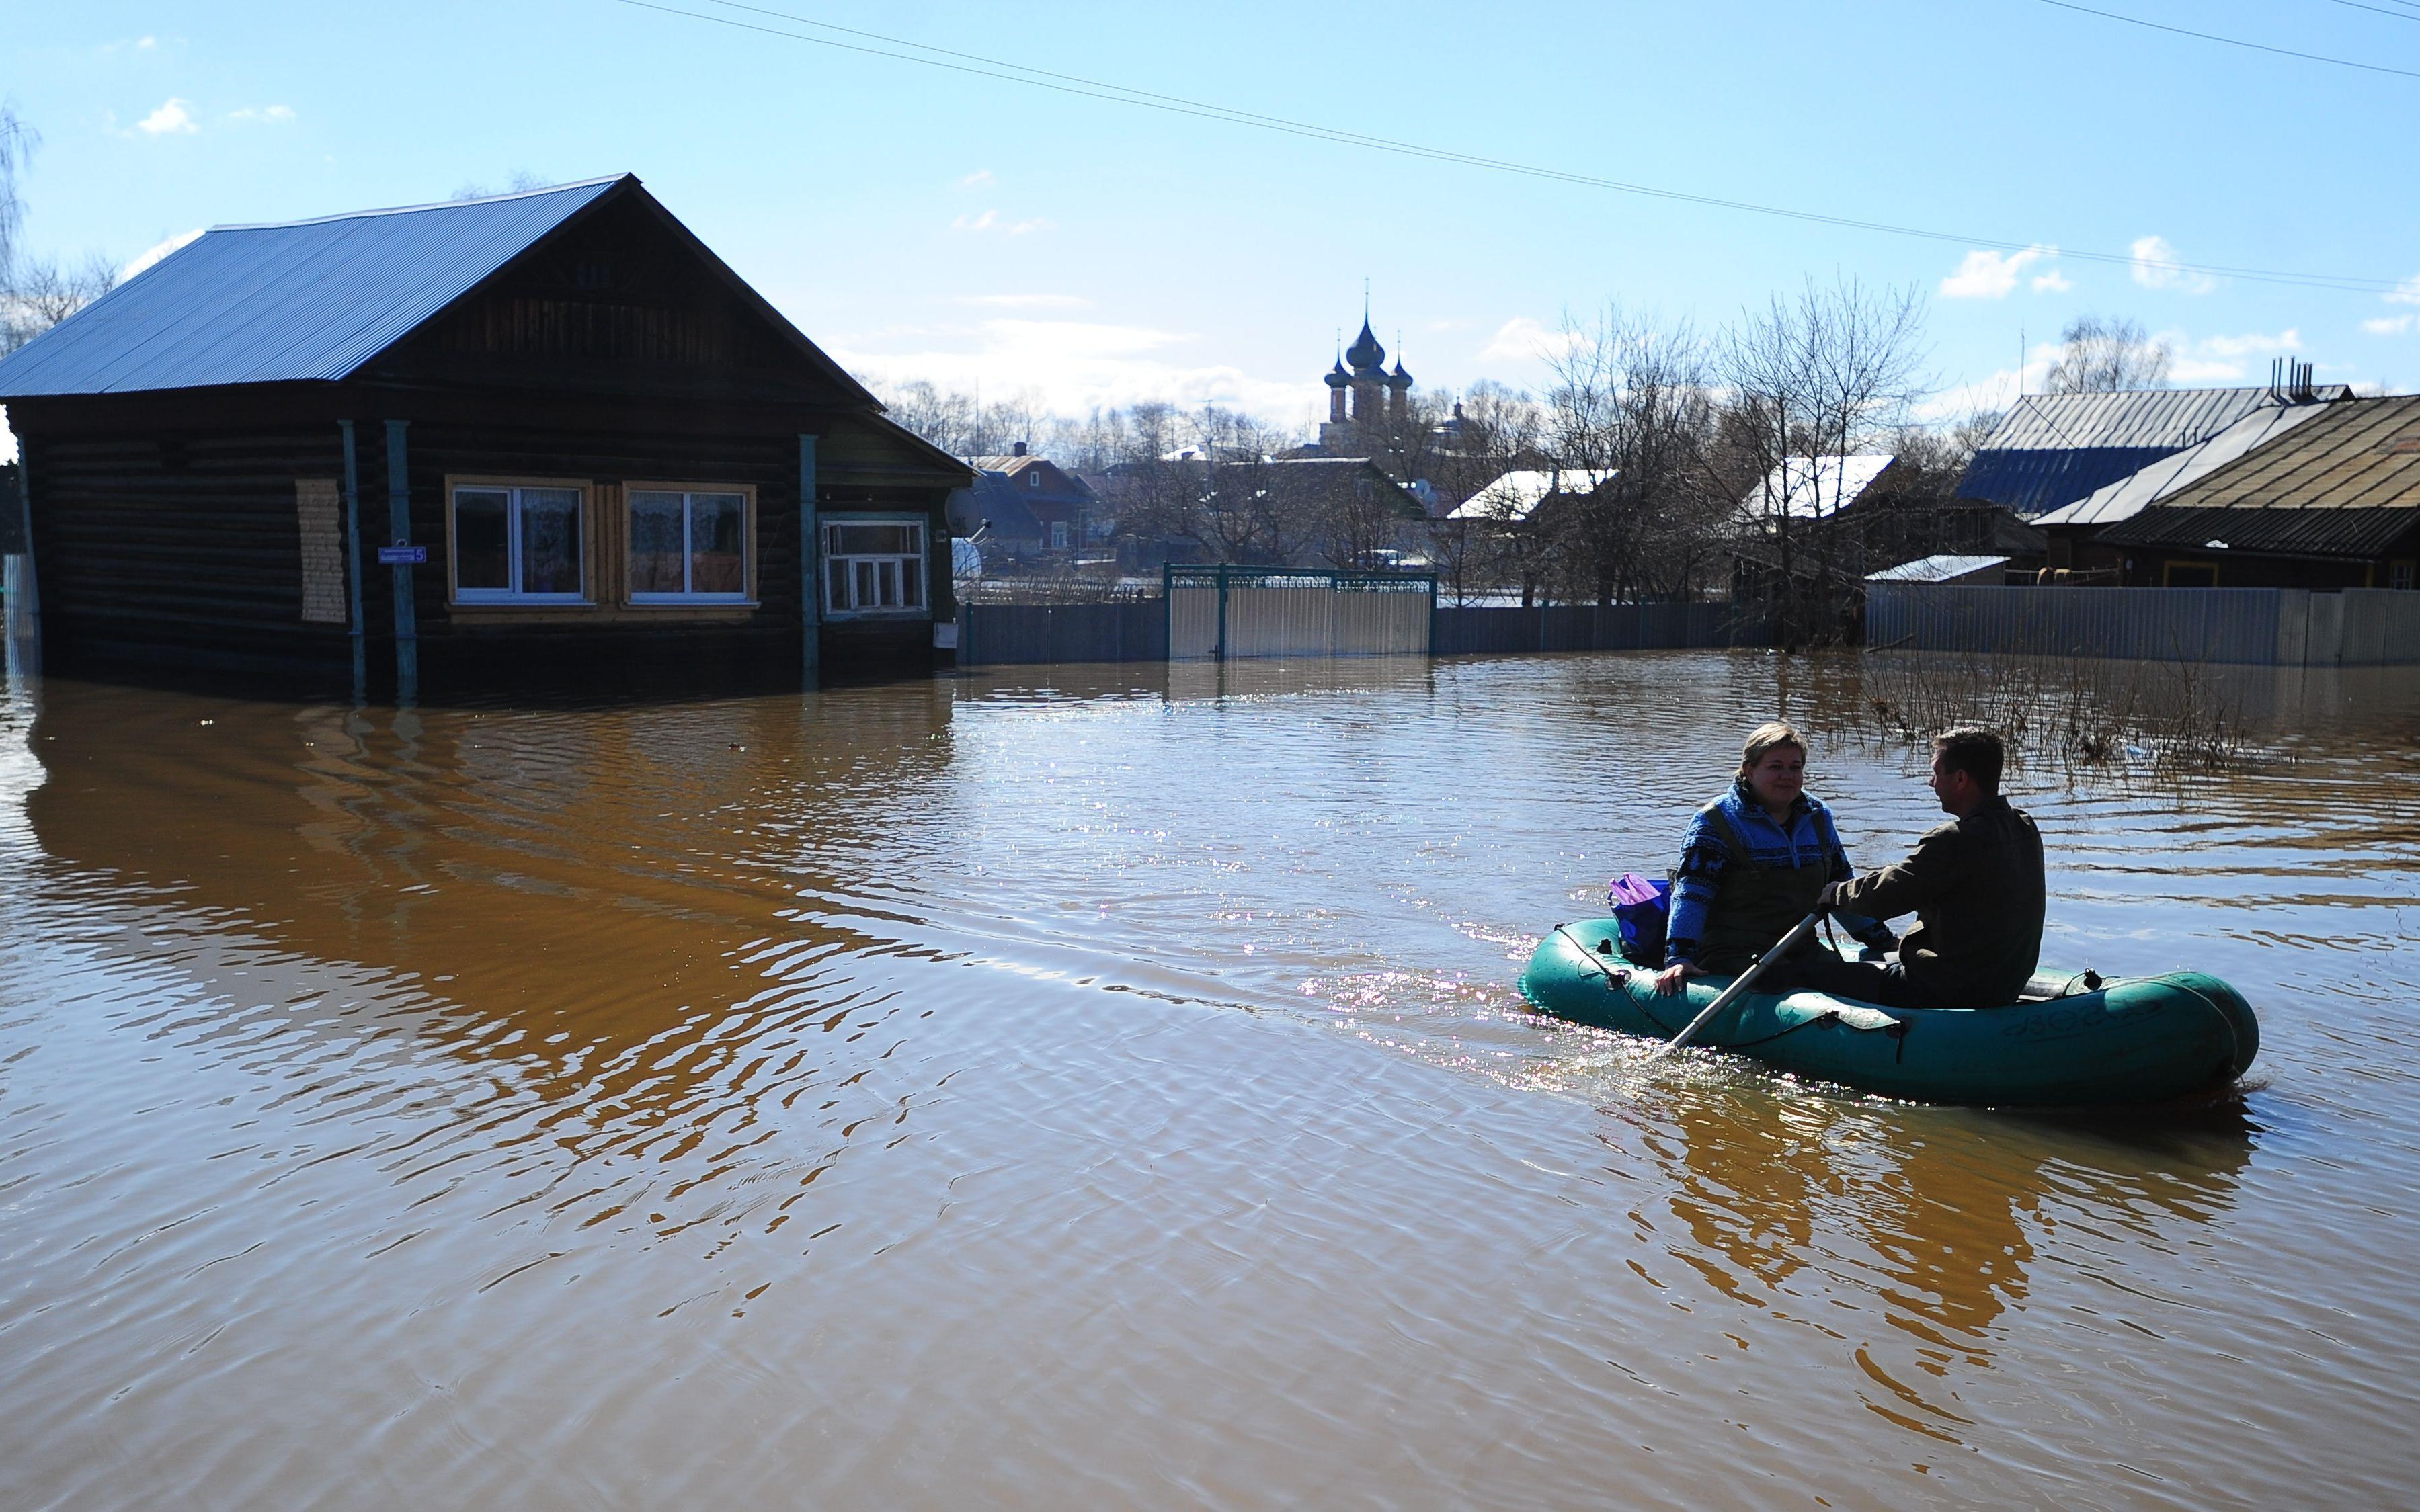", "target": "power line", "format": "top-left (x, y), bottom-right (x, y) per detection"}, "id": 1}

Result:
top-left (2033, 0), bottom-right (2420, 79)
top-left (2323, 0), bottom-right (2420, 22)
top-left (604, 0), bottom-right (2408, 295)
